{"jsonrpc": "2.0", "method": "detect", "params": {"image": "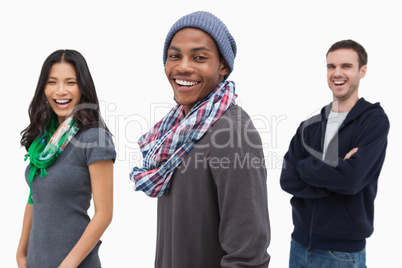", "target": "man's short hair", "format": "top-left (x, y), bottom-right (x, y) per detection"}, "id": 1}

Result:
top-left (326, 39), bottom-right (368, 68)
